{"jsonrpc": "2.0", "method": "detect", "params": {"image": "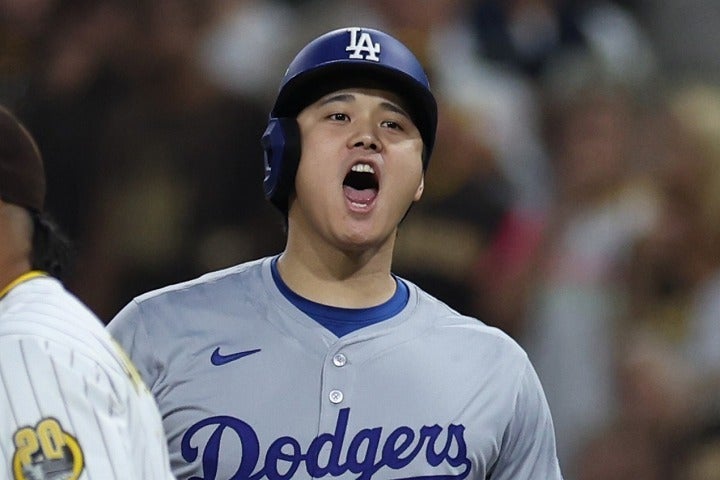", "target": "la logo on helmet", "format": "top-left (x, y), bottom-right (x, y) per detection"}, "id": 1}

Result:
top-left (346, 28), bottom-right (381, 61)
